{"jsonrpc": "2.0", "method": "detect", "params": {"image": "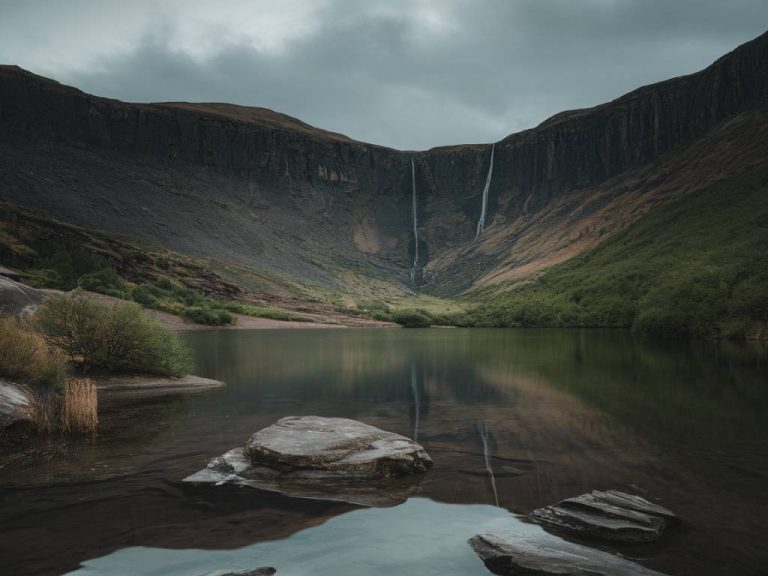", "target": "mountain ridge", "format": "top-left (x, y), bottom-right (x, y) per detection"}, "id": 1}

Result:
top-left (0, 30), bottom-right (766, 300)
